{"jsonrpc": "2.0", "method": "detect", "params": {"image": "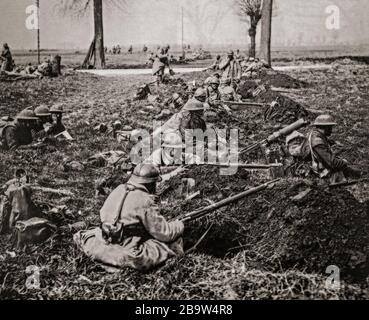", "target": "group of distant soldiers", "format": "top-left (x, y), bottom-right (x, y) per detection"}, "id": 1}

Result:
top-left (0, 105), bottom-right (67, 151)
top-left (0, 43), bottom-right (61, 78)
